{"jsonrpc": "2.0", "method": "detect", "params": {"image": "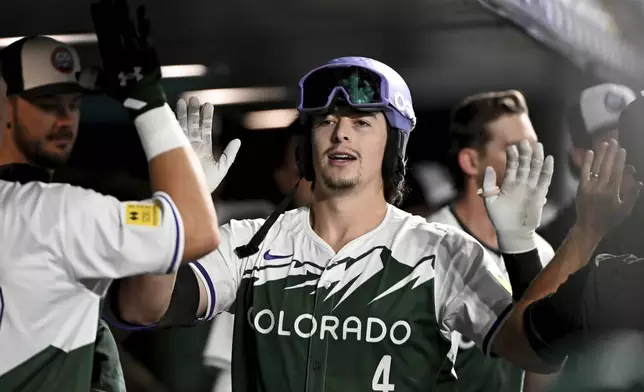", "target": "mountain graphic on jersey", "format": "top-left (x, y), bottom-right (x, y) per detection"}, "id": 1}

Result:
top-left (231, 246), bottom-right (455, 392)
top-left (244, 246), bottom-right (436, 308)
